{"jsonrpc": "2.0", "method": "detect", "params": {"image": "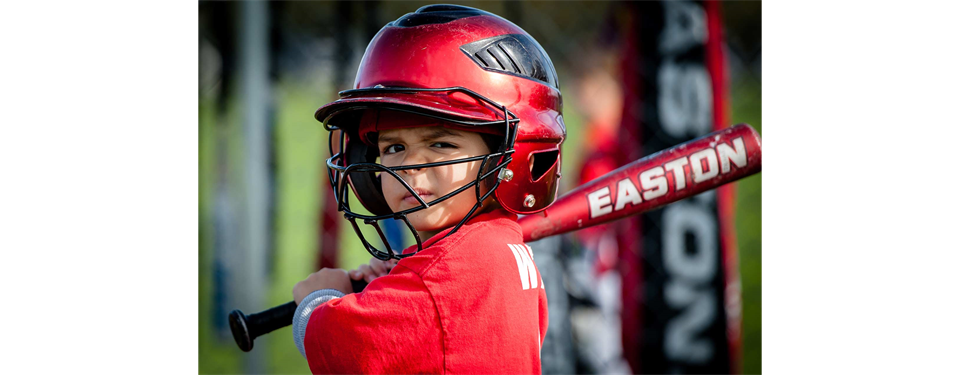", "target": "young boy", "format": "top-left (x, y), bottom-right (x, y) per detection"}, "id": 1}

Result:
top-left (291, 4), bottom-right (565, 373)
